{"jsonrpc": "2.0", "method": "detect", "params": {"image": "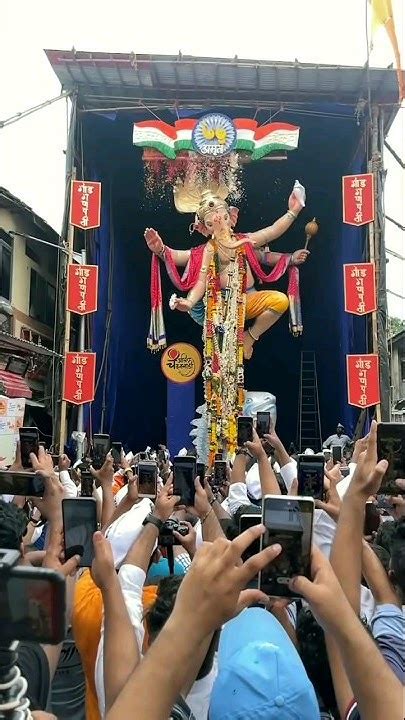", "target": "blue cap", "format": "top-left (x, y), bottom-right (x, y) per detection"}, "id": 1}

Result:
top-left (146, 557), bottom-right (186, 582)
top-left (209, 608), bottom-right (320, 720)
